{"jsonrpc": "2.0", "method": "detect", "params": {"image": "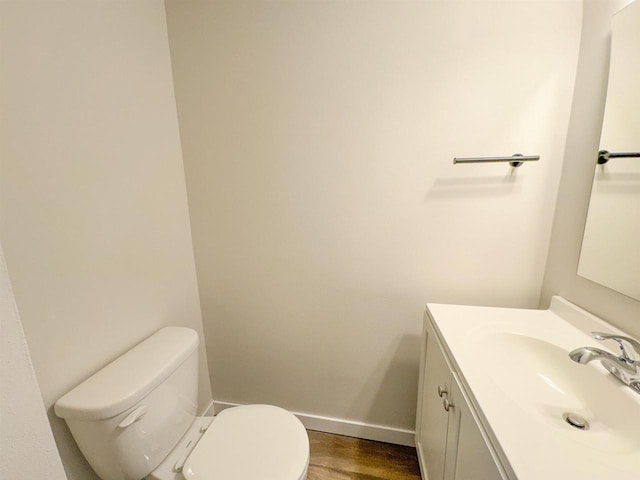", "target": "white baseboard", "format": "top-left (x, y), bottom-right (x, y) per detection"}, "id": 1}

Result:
top-left (200, 400), bottom-right (215, 417)
top-left (211, 400), bottom-right (415, 447)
